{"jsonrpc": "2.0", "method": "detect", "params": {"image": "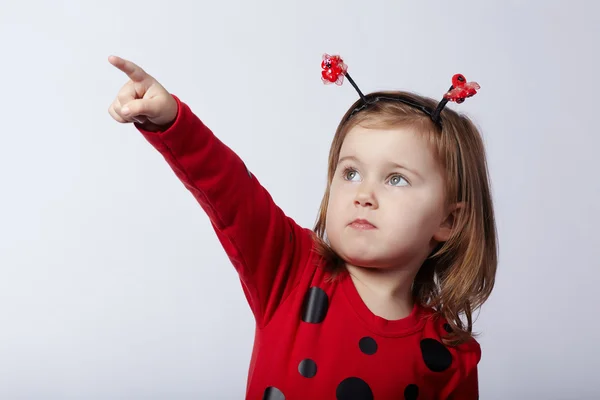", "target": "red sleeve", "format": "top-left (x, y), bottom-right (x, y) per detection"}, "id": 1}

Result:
top-left (447, 337), bottom-right (481, 400)
top-left (449, 365), bottom-right (479, 399)
top-left (135, 94), bottom-right (313, 327)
